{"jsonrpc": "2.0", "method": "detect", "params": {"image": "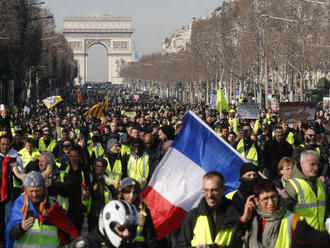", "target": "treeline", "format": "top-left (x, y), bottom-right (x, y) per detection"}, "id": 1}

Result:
top-left (0, 0), bottom-right (76, 103)
top-left (121, 0), bottom-right (330, 107)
